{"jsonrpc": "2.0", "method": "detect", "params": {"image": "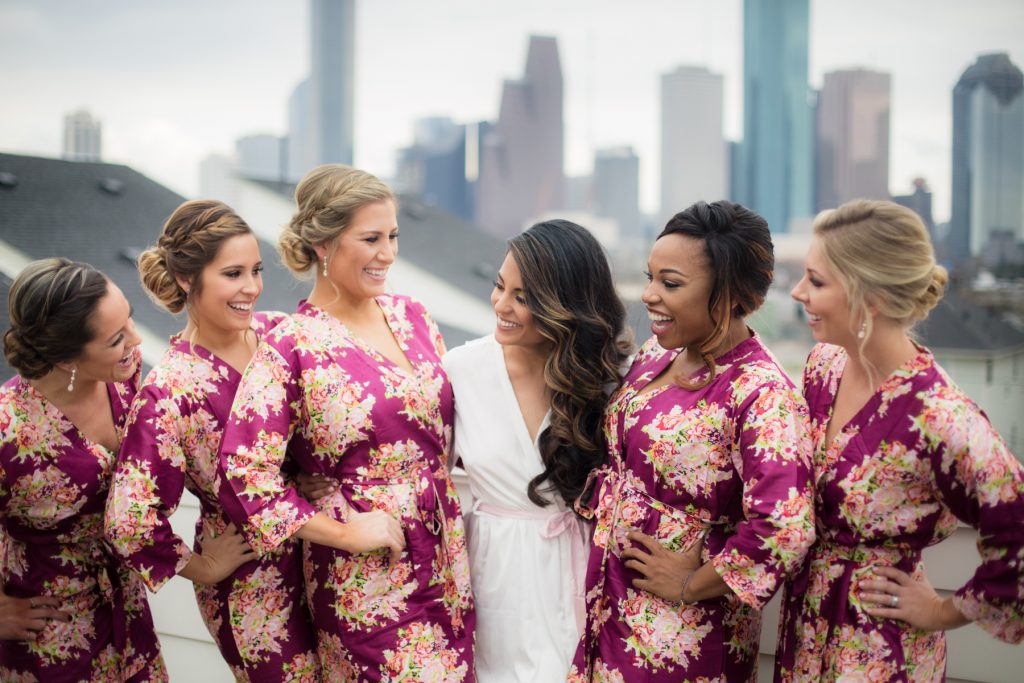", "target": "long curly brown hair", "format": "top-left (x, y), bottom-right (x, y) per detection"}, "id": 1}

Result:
top-left (509, 220), bottom-right (631, 507)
